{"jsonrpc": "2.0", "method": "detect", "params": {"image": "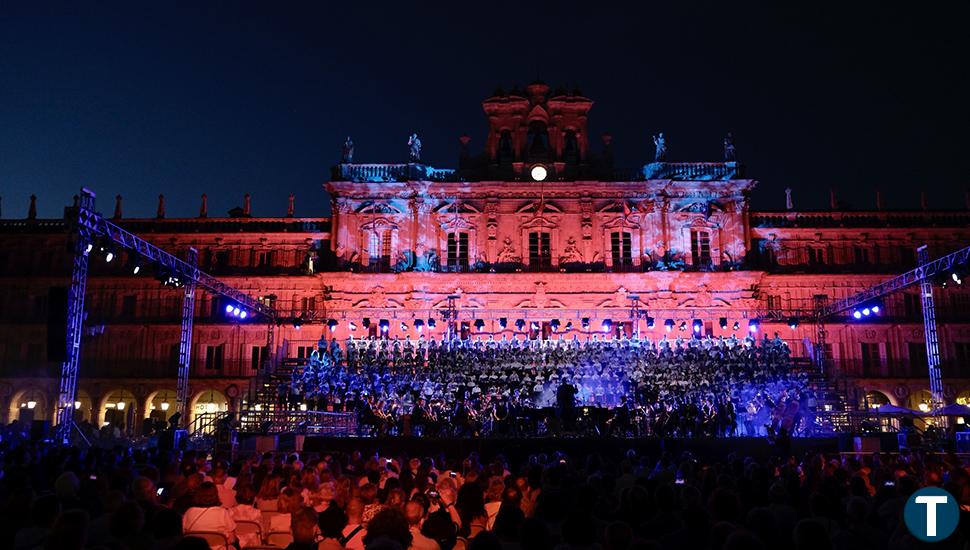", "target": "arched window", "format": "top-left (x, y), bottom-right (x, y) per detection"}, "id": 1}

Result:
top-left (691, 230), bottom-right (712, 267)
top-left (529, 231), bottom-right (551, 270)
top-left (527, 121), bottom-right (549, 157)
top-left (447, 232), bottom-right (469, 271)
top-left (368, 230), bottom-right (392, 271)
top-left (611, 231), bottom-right (632, 269)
